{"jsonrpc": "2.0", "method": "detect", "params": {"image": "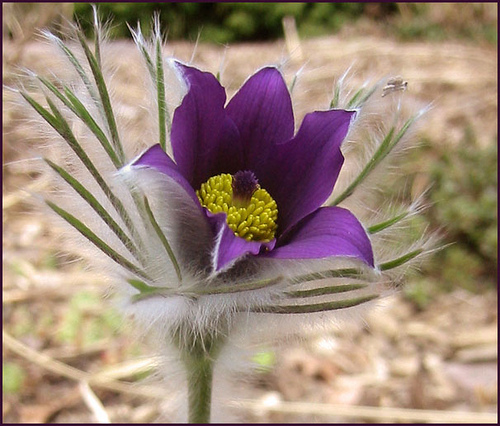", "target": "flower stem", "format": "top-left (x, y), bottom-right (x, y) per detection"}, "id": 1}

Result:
top-left (185, 349), bottom-right (214, 423)
top-left (175, 321), bottom-right (227, 423)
